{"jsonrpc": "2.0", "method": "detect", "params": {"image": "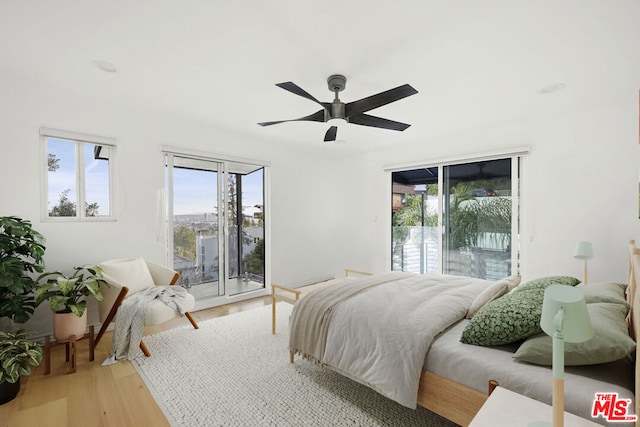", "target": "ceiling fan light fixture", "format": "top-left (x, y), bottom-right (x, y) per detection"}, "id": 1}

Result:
top-left (327, 117), bottom-right (347, 127)
top-left (257, 76), bottom-right (418, 143)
